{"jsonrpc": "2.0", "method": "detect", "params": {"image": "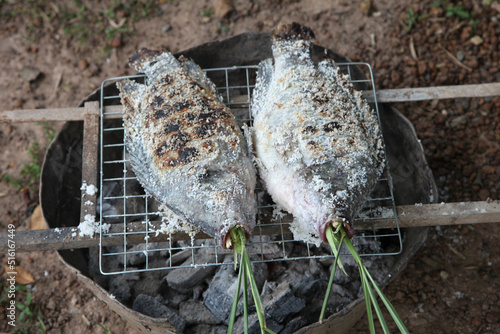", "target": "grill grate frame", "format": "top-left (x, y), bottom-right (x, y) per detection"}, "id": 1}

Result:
top-left (98, 63), bottom-right (402, 275)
